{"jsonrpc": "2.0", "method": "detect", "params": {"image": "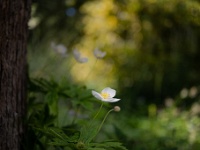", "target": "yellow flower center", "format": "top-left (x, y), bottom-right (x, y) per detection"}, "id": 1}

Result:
top-left (101, 92), bottom-right (110, 99)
